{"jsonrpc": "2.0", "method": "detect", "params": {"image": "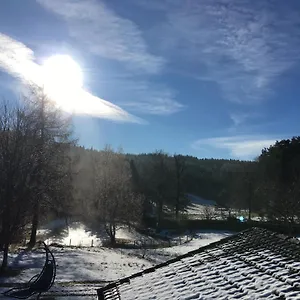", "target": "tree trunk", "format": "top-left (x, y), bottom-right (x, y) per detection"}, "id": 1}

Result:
top-left (248, 200), bottom-right (252, 221)
top-left (287, 215), bottom-right (294, 237)
top-left (0, 227), bottom-right (3, 251)
top-left (174, 155), bottom-right (185, 221)
top-left (110, 233), bottom-right (116, 246)
top-left (175, 191), bottom-right (180, 220)
top-left (28, 93), bottom-right (44, 248)
top-left (1, 242), bottom-right (9, 273)
top-left (175, 200), bottom-right (179, 221)
top-left (156, 200), bottom-right (163, 230)
top-left (142, 200), bottom-right (148, 225)
top-left (248, 184), bottom-right (252, 221)
top-left (109, 224), bottom-right (116, 246)
top-left (175, 174), bottom-right (180, 221)
top-left (28, 203), bottom-right (39, 247)
top-left (1, 200), bottom-right (11, 272)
